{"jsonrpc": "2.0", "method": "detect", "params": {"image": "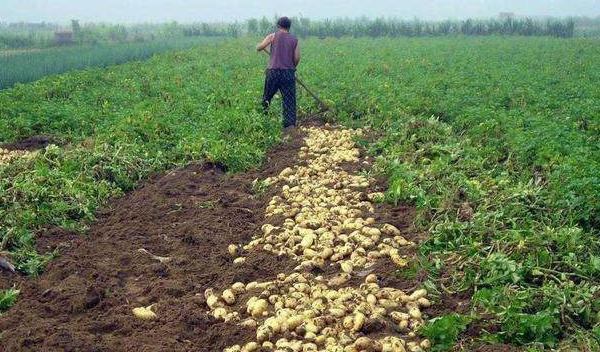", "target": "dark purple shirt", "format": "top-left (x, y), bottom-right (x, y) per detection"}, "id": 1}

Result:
top-left (268, 31), bottom-right (298, 70)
